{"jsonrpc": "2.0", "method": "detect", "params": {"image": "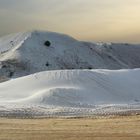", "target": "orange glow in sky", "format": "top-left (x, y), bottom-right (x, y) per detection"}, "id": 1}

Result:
top-left (0, 0), bottom-right (140, 43)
